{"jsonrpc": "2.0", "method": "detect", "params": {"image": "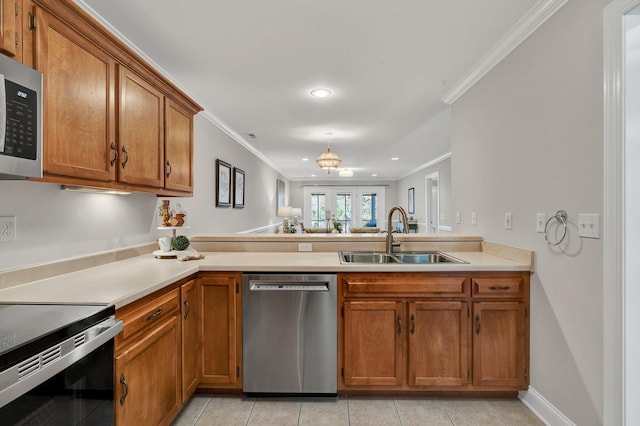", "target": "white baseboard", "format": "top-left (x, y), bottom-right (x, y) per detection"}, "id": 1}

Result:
top-left (519, 386), bottom-right (575, 426)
